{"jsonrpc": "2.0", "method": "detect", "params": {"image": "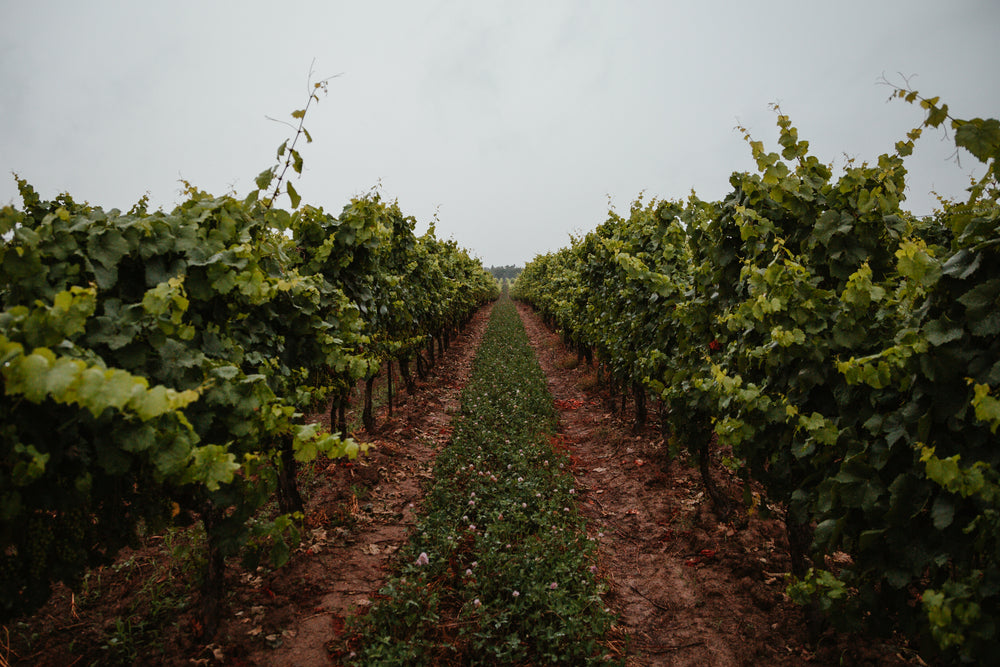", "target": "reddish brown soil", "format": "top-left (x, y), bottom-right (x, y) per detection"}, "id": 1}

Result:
top-left (515, 302), bottom-right (925, 667)
top-left (234, 308), bottom-right (492, 667)
top-left (4, 305), bottom-right (492, 667)
top-left (5, 300), bottom-right (931, 666)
